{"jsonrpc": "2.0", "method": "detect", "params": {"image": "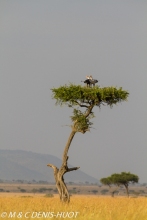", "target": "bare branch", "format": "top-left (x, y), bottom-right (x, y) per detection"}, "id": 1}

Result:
top-left (74, 100), bottom-right (89, 108)
top-left (47, 164), bottom-right (59, 183)
top-left (80, 104), bottom-right (89, 108)
top-left (47, 164), bottom-right (59, 172)
top-left (67, 167), bottom-right (80, 172)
